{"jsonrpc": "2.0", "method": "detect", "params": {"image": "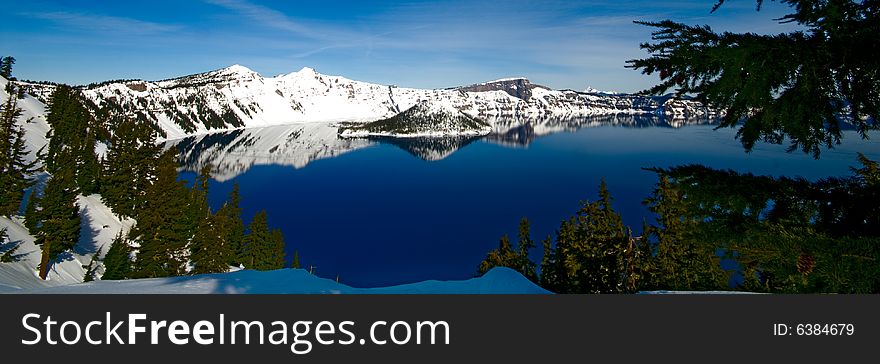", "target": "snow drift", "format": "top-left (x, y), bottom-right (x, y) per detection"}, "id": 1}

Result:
top-left (10, 267), bottom-right (550, 294)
